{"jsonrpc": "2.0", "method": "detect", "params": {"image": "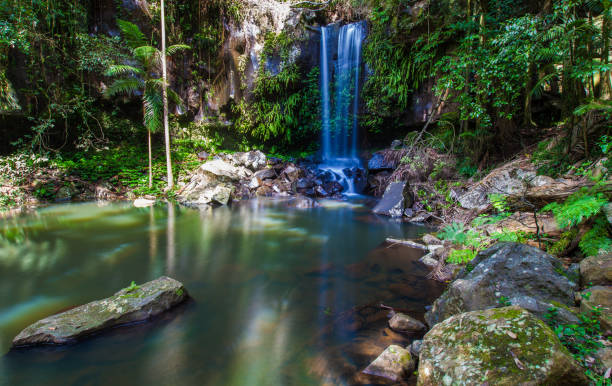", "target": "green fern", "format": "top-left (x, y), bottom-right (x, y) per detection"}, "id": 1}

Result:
top-left (447, 249), bottom-right (477, 264)
top-left (579, 217), bottom-right (612, 256)
top-left (543, 191), bottom-right (608, 228)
